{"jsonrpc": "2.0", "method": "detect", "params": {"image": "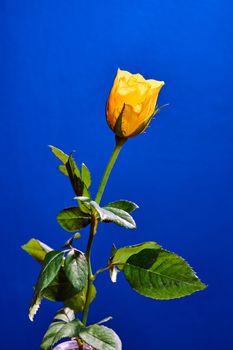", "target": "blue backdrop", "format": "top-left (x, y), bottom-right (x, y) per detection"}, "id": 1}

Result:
top-left (1, 1), bottom-right (233, 349)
